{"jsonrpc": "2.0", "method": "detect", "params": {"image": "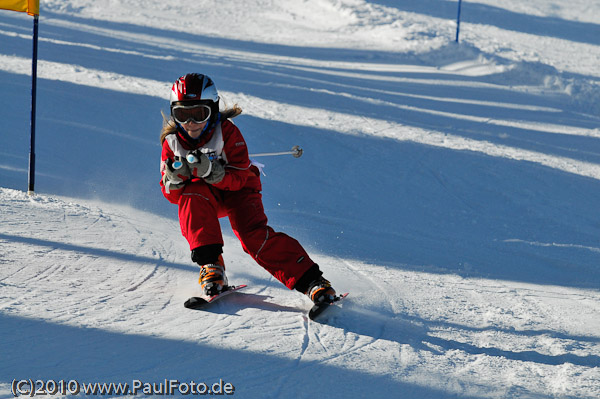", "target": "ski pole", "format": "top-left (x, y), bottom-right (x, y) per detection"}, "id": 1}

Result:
top-left (250, 145), bottom-right (303, 158)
